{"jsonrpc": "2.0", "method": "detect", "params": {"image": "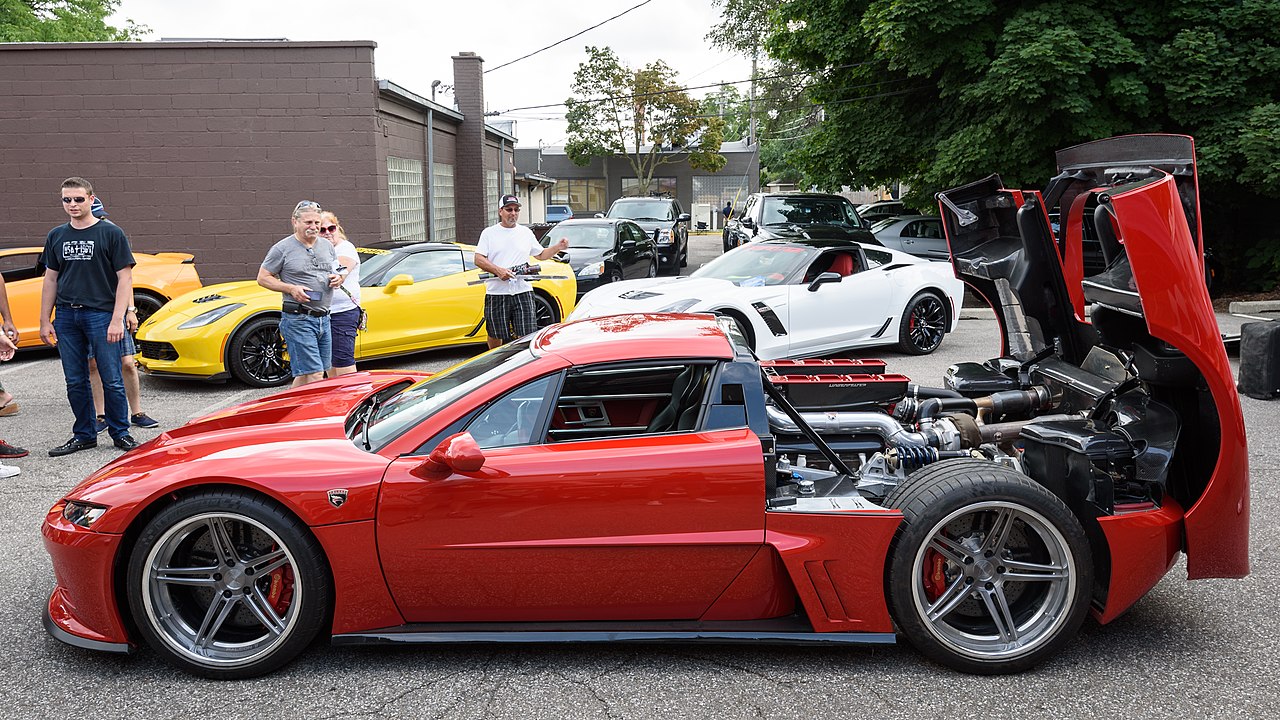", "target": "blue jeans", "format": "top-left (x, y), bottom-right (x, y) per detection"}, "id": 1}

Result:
top-left (279, 312), bottom-right (331, 376)
top-left (54, 306), bottom-right (128, 440)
